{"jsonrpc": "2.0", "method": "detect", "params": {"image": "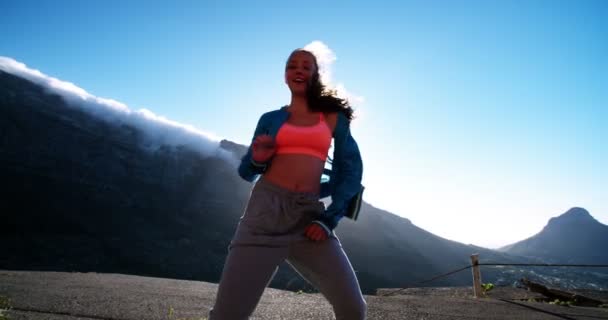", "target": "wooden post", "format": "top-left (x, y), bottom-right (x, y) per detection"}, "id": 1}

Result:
top-left (471, 254), bottom-right (483, 298)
